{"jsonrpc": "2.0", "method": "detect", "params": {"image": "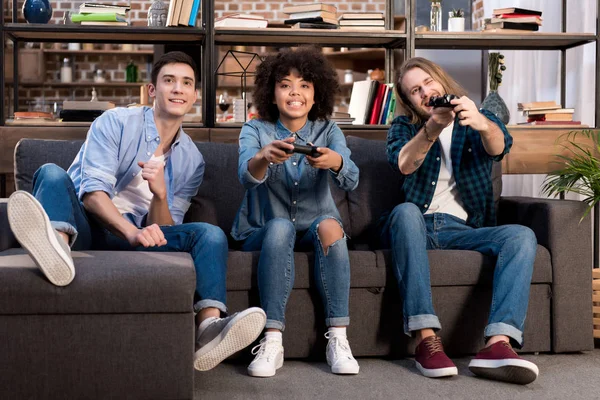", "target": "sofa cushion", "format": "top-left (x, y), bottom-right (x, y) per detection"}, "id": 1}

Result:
top-left (226, 250), bottom-right (383, 291)
top-left (0, 249), bottom-right (195, 314)
top-left (376, 244), bottom-right (552, 286)
top-left (345, 136), bottom-right (404, 245)
top-left (15, 139), bottom-right (84, 192)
